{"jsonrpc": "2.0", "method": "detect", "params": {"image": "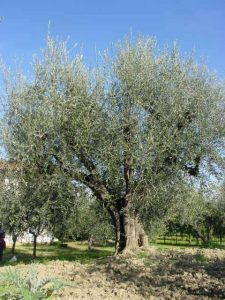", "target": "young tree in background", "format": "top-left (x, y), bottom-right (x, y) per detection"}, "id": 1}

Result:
top-left (70, 194), bottom-right (114, 249)
top-left (0, 166), bottom-right (27, 254)
top-left (45, 174), bottom-right (77, 246)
